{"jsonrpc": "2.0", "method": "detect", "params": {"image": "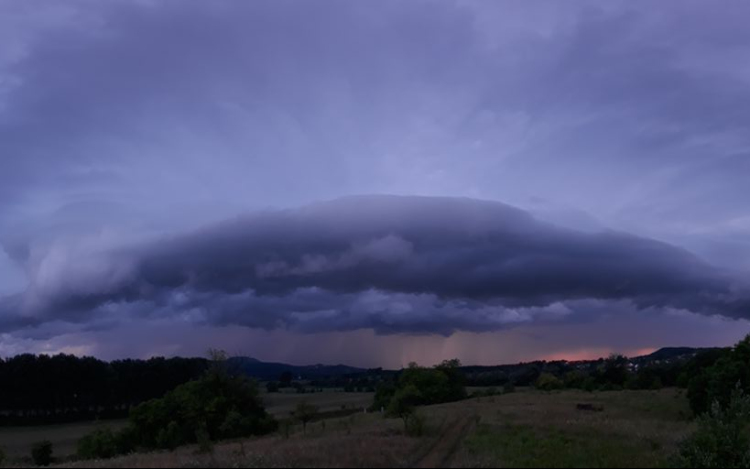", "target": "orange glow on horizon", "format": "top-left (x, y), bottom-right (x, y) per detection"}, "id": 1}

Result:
top-left (541, 347), bottom-right (657, 362)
